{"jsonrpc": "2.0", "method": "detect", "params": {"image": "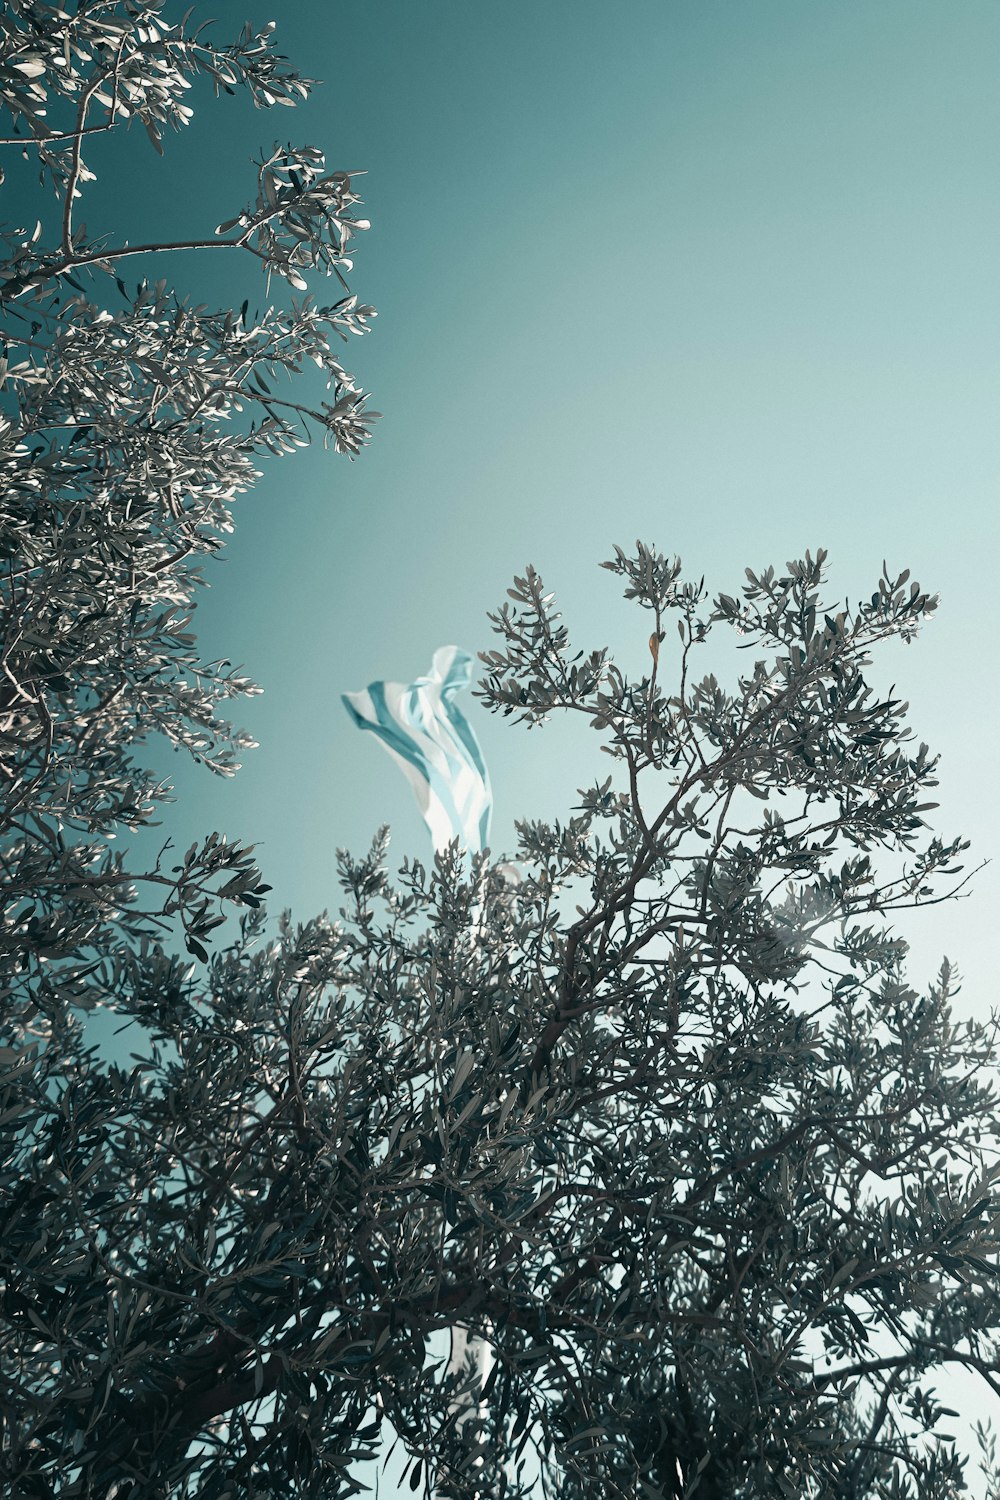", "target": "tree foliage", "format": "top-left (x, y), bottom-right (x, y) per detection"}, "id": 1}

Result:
top-left (2, 7), bottom-right (1000, 1500)
top-left (0, 0), bottom-right (378, 1023)
top-left (7, 523), bottom-right (1000, 1497)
